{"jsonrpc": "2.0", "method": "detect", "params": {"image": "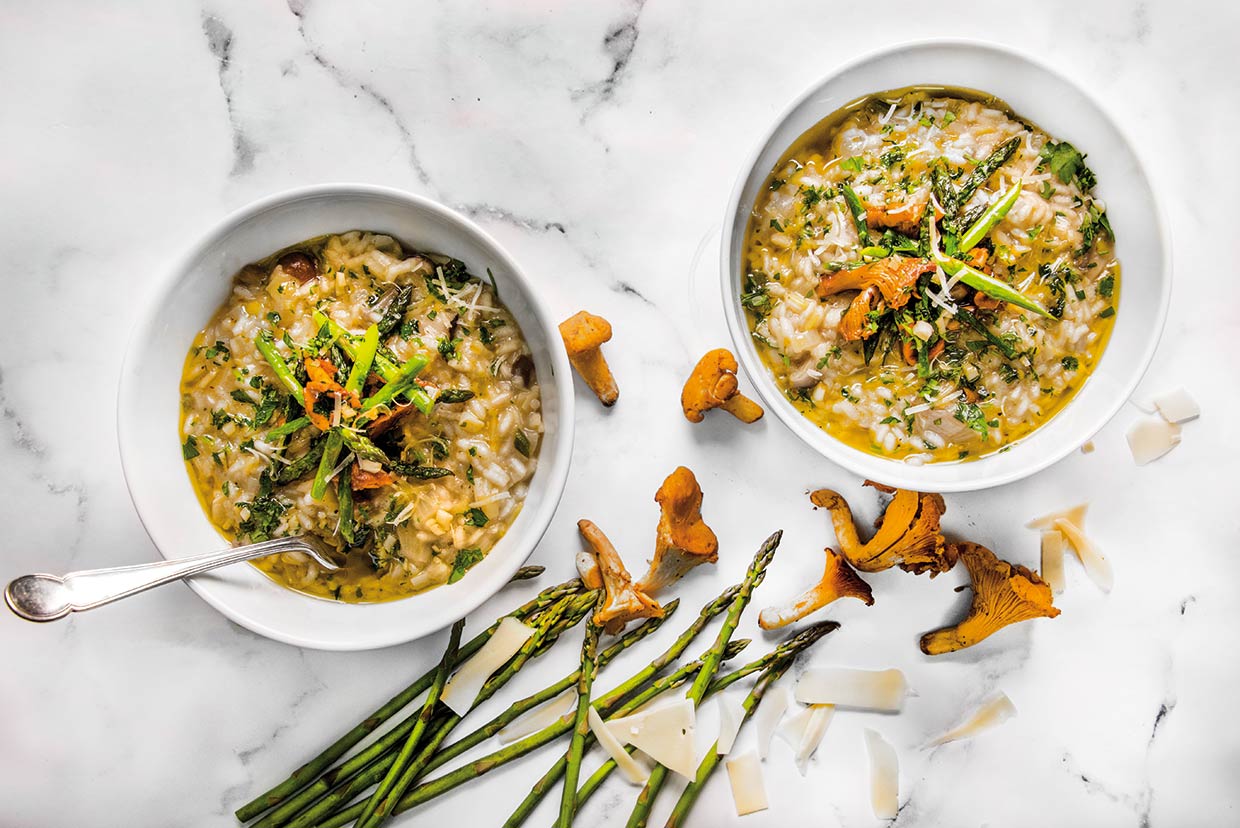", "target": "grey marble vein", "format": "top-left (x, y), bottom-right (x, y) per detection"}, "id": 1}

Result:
top-left (202, 14), bottom-right (257, 176)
